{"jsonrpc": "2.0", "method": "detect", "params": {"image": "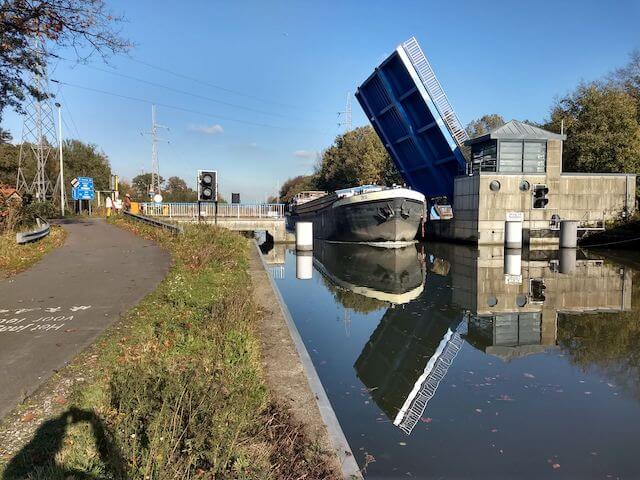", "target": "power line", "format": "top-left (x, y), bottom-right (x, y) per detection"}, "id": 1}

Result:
top-left (51, 79), bottom-right (329, 134)
top-left (58, 57), bottom-right (318, 123)
top-left (58, 89), bottom-right (81, 139)
top-left (125, 56), bottom-right (335, 115)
